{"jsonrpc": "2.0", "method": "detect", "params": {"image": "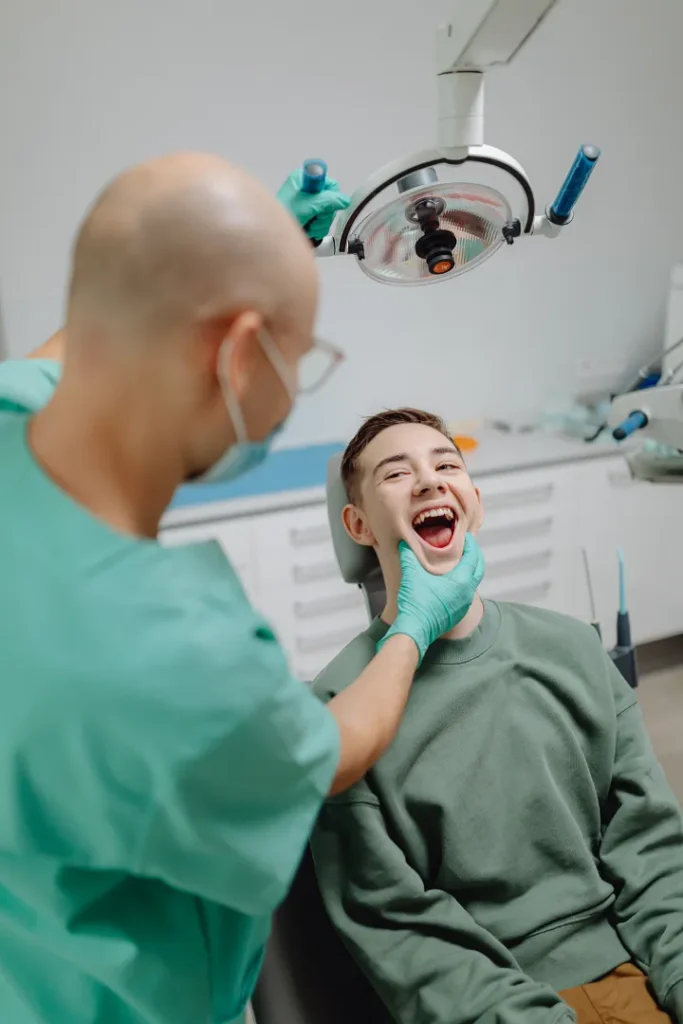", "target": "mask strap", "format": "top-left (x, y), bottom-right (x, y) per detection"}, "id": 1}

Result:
top-left (217, 329), bottom-right (295, 445)
top-left (217, 341), bottom-right (249, 444)
top-left (259, 329), bottom-right (297, 401)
